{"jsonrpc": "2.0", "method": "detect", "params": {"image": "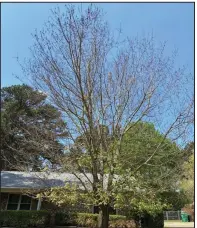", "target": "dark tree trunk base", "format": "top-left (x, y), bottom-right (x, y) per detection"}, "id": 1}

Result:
top-left (98, 205), bottom-right (109, 228)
